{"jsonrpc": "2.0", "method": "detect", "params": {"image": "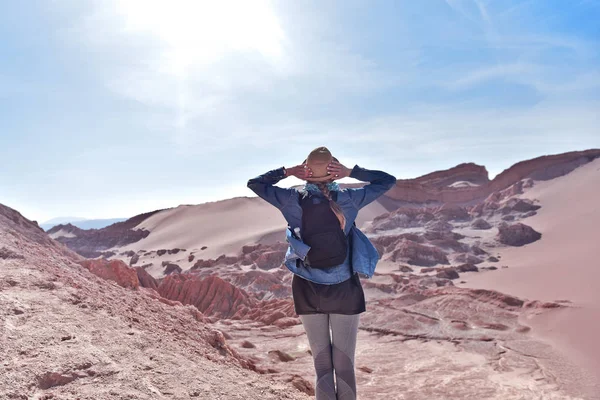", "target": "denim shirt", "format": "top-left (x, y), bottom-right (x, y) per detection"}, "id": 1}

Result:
top-left (247, 165), bottom-right (397, 284)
